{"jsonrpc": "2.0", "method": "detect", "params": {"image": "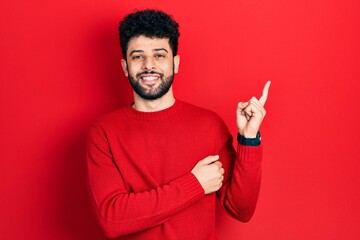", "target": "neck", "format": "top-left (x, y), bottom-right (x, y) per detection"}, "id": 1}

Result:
top-left (132, 88), bottom-right (176, 112)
